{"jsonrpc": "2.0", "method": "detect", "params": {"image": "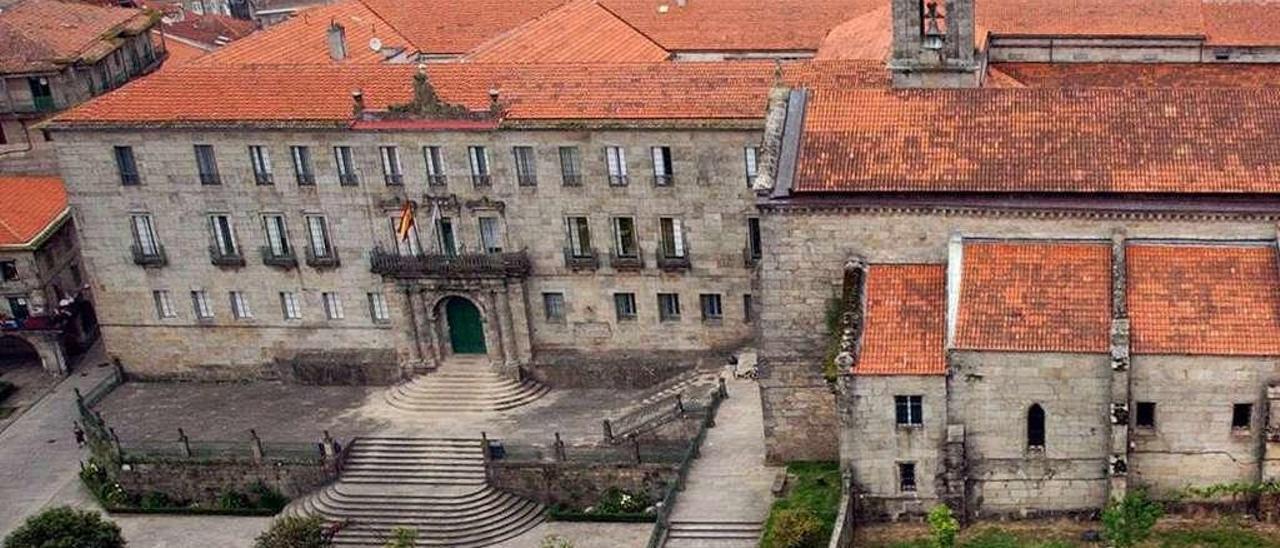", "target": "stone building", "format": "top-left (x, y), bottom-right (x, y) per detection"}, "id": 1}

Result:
top-left (752, 0), bottom-right (1280, 520)
top-left (44, 62), bottom-right (881, 382)
top-left (0, 0), bottom-right (164, 175)
top-left (0, 175), bottom-right (95, 375)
